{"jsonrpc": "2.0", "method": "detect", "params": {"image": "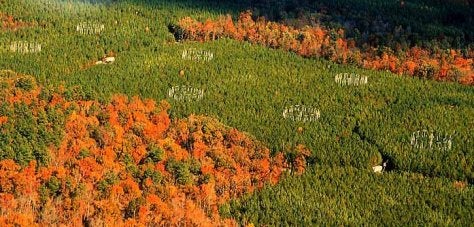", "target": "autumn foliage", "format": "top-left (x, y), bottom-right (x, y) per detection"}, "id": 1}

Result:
top-left (0, 12), bottom-right (30, 31)
top-left (0, 71), bottom-right (308, 226)
top-left (177, 11), bottom-right (474, 85)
